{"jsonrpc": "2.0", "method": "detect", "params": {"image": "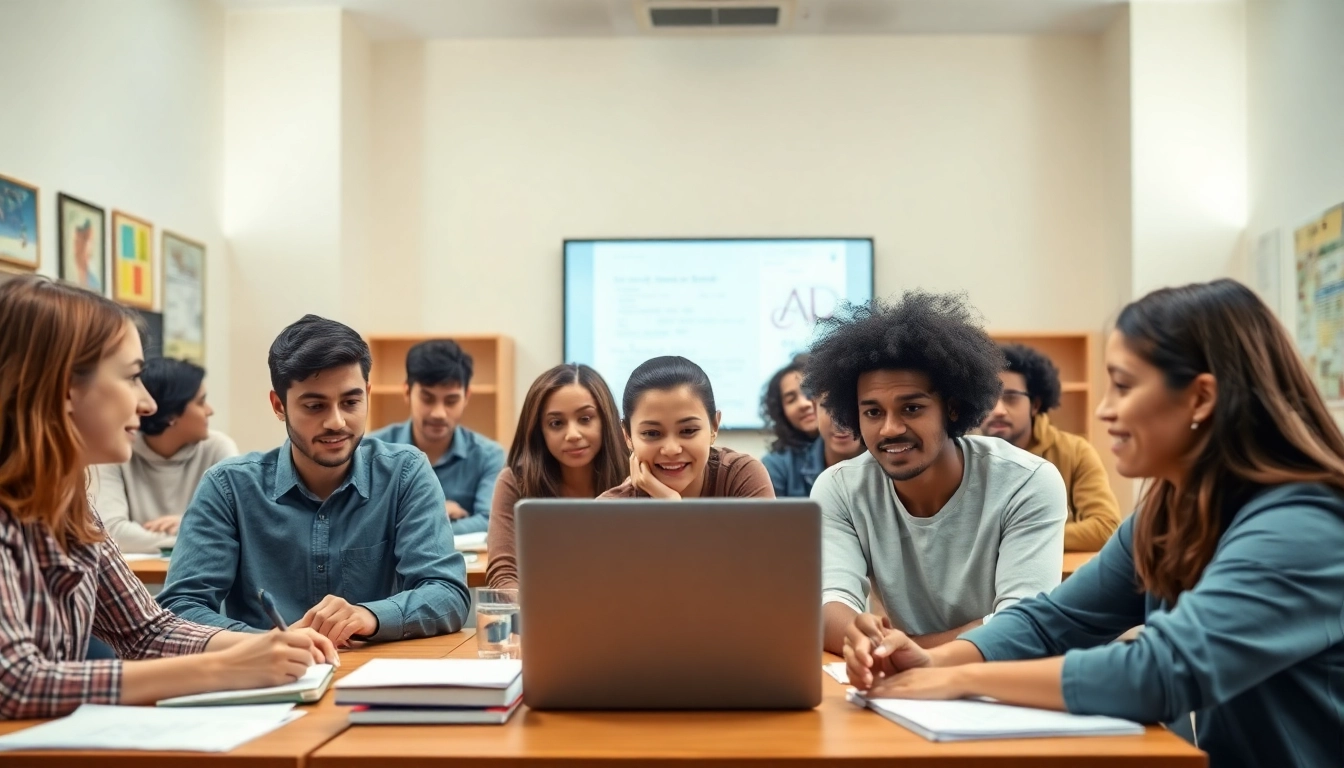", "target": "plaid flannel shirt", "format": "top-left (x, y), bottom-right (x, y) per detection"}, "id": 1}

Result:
top-left (0, 507), bottom-right (221, 719)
